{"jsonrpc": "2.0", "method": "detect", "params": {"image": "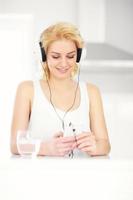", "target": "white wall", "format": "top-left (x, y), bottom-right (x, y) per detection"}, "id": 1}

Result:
top-left (0, 14), bottom-right (34, 154)
top-left (106, 0), bottom-right (133, 54)
top-left (80, 71), bottom-right (133, 158)
top-left (0, 0), bottom-right (78, 40)
top-left (2, 0), bottom-right (133, 49)
top-left (78, 0), bottom-right (106, 42)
